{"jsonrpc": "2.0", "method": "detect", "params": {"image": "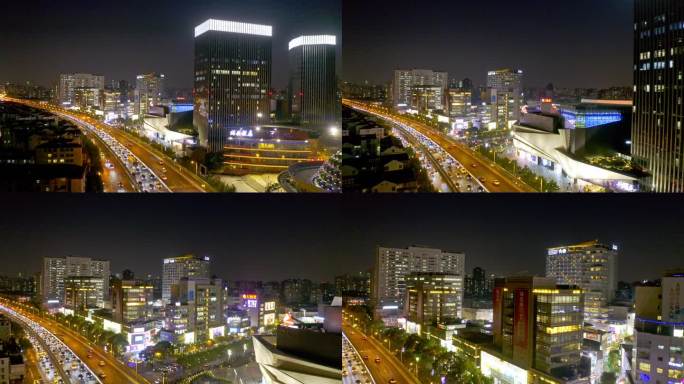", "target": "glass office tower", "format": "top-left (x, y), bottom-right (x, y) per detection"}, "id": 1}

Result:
top-left (193, 19), bottom-right (272, 153)
top-left (288, 35), bottom-right (339, 133)
top-left (632, 0), bottom-right (684, 191)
